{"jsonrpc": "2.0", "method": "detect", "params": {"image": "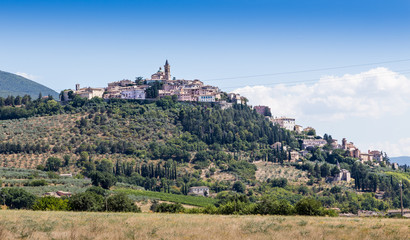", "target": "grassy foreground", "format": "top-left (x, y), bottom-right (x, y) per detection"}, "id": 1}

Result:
top-left (0, 211), bottom-right (408, 240)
